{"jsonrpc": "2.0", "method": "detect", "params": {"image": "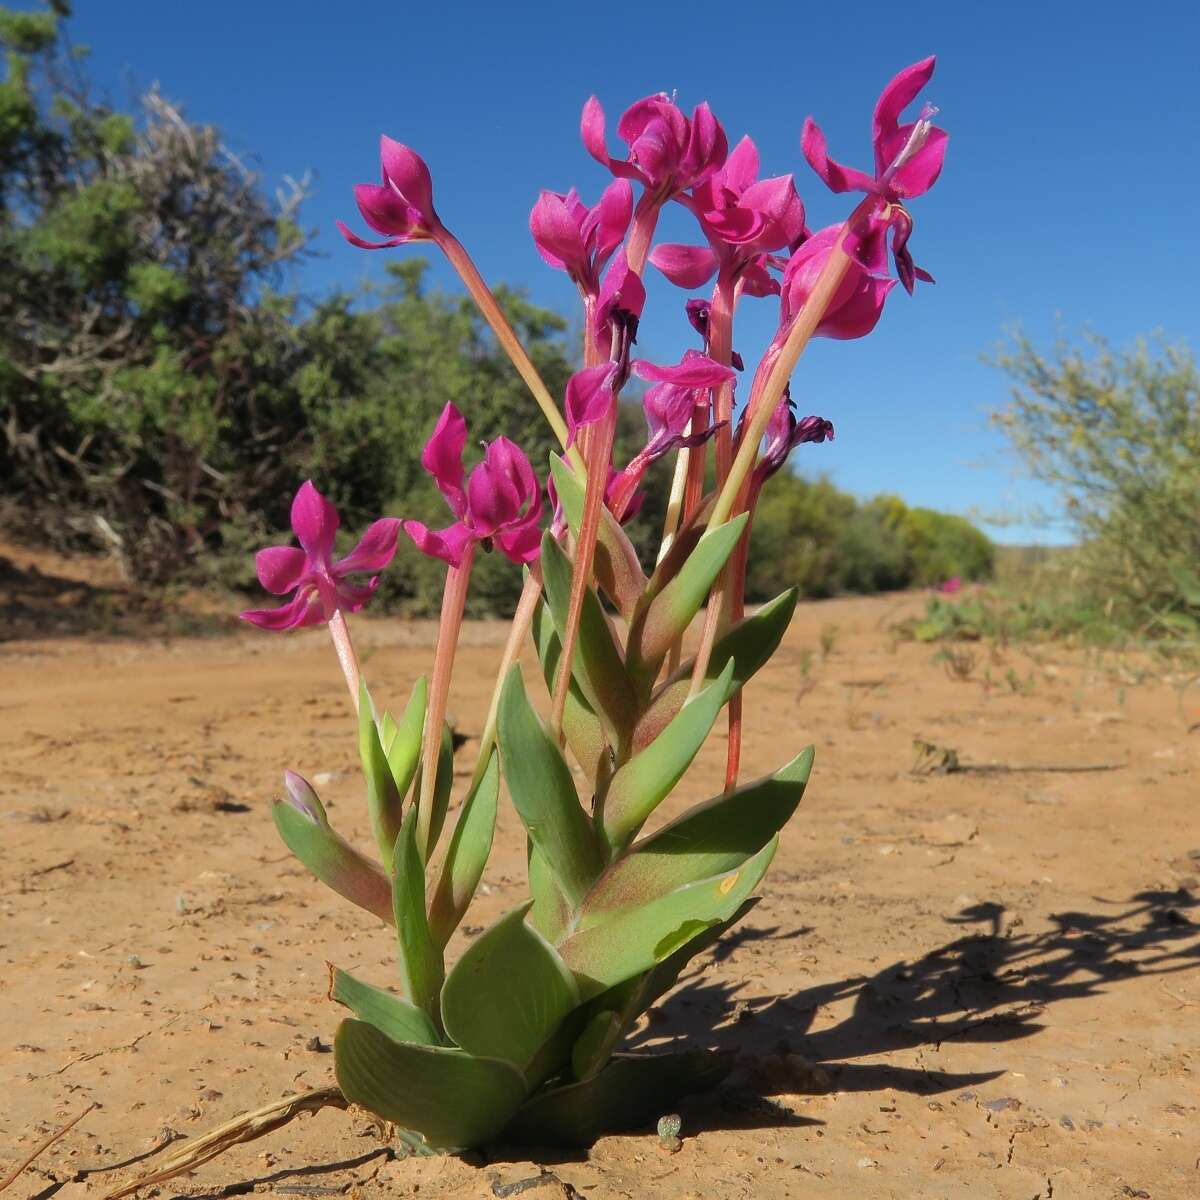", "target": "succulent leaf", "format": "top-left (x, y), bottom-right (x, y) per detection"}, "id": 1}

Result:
top-left (634, 588), bottom-right (798, 751)
top-left (558, 838), bottom-right (777, 998)
top-left (627, 514), bottom-right (748, 673)
top-left (497, 668), bottom-right (604, 910)
top-left (501, 1050), bottom-right (734, 1147)
top-left (532, 600), bottom-right (609, 781)
top-left (548, 453), bottom-right (647, 618)
top-left (539, 532), bottom-right (638, 743)
top-left (391, 807), bottom-right (443, 1013)
top-left (334, 1019), bottom-right (526, 1149)
top-left (329, 966), bottom-right (441, 1046)
top-left (588, 746), bottom-right (813, 913)
top-left (272, 793), bottom-right (393, 925)
top-left (598, 660), bottom-right (734, 850)
top-left (358, 680), bottom-right (403, 862)
top-left (441, 903), bottom-right (580, 1072)
top-left (427, 750), bottom-right (499, 948)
